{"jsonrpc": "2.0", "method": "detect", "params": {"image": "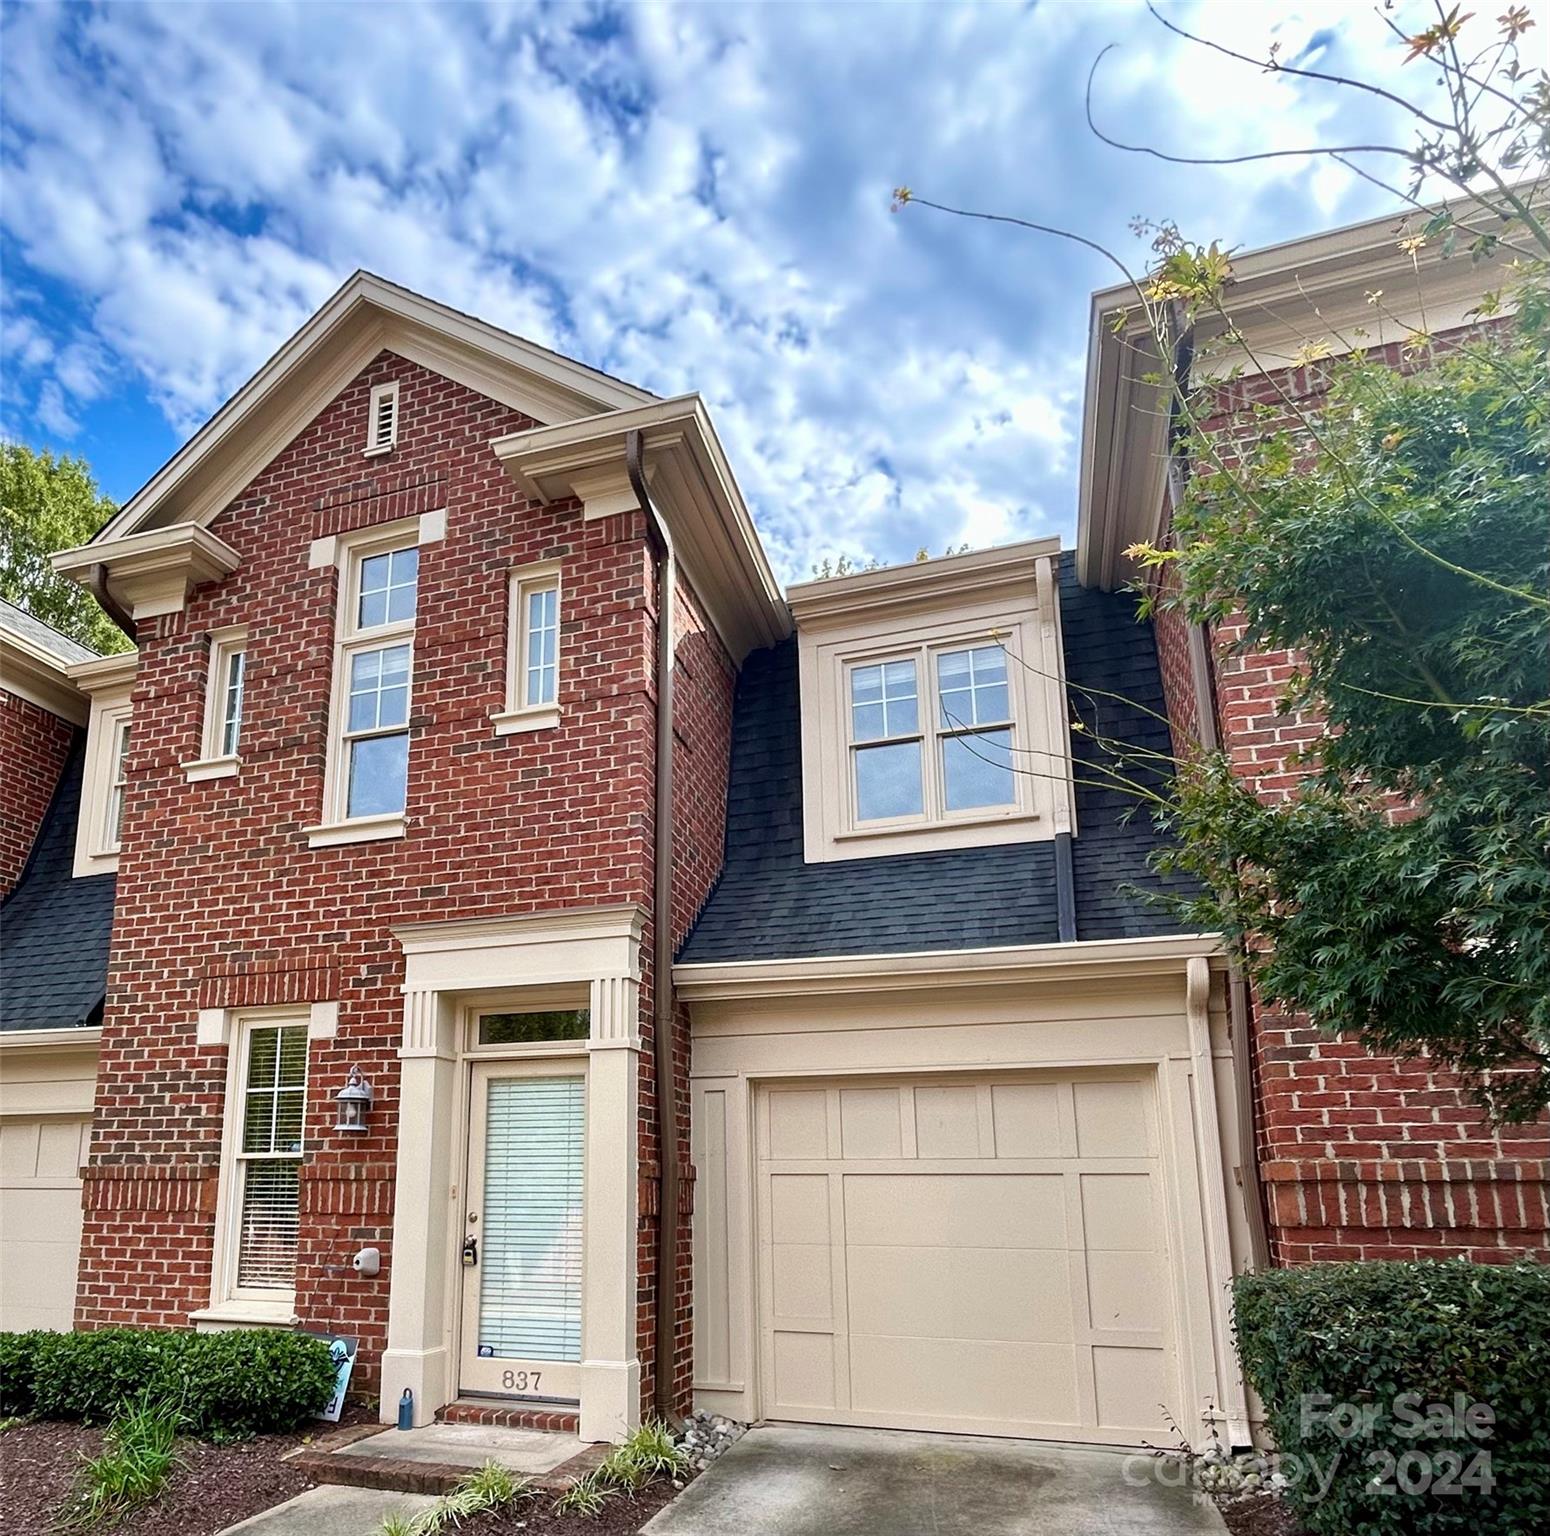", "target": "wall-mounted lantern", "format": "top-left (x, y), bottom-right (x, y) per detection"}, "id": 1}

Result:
top-left (334, 1065), bottom-right (373, 1133)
